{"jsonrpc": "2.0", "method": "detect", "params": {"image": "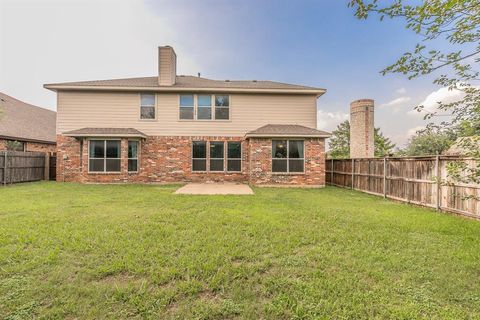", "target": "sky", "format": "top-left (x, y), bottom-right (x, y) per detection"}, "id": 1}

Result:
top-left (0, 0), bottom-right (458, 147)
